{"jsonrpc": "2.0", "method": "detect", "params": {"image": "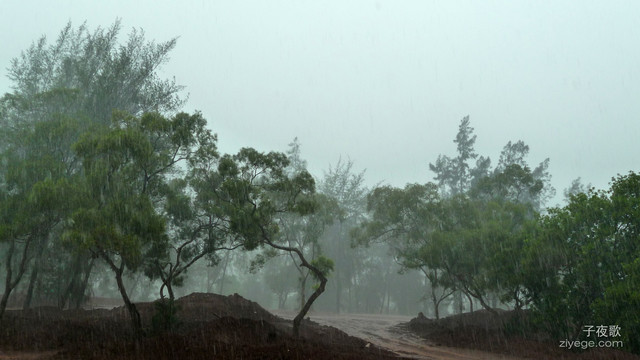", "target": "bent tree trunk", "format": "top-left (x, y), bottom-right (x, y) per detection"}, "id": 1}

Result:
top-left (298, 270), bottom-right (308, 311)
top-left (263, 237), bottom-right (328, 337)
top-left (0, 238), bottom-right (33, 323)
top-left (101, 252), bottom-right (143, 339)
top-left (458, 281), bottom-right (500, 317)
top-left (292, 262), bottom-right (327, 337)
top-left (115, 269), bottom-right (142, 337)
